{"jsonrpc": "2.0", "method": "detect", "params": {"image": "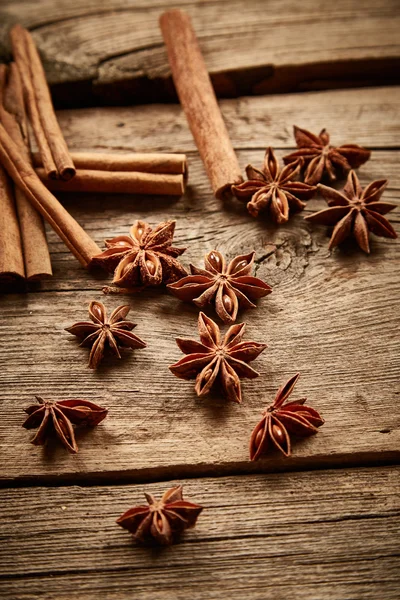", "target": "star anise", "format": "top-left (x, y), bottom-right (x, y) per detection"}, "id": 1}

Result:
top-left (305, 170), bottom-right (397, 253)
top-left (22, 396), bottom-right (108, 454)
top-left (169, 312), bottom-right (267, 403)
top-left (231, 147), bottom-right (316, 222)
top-left (92, 219), bottom-right (187, 288)
top-left (66, 300), bottom-right (146, 369)
top-left (250, 373), bottom-right (324, 460)
top-left (117, 485), bottom-right (203, 546)
top-left (283, 126), bottom-right (371, 185)
top-left (167, 250), bottom-right (272, 324)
